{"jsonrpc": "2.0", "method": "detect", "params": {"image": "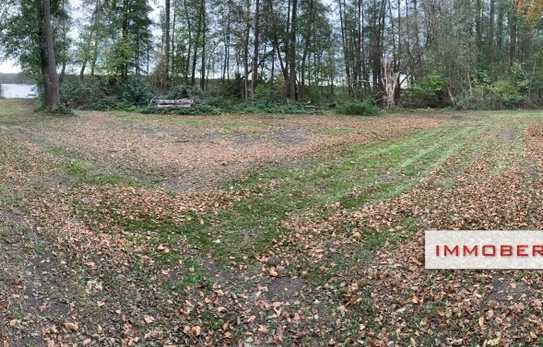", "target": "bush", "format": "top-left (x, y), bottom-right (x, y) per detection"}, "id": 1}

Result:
top-left (267, 103), bottom-right (315, 114)
top-left (92, 95), bottom-right (120, 110)
top-left (491, 80), bottom-right (525, 108)
top-left (117, 76), bottom-right (153, 106)
top-left (38, 103), bottom-right (75, 116)
top-left (232, 101), bottom-right (318, 114)
top-left (60, 75), bottom-right (326, 115)
top-left (402, 74), bottom-right (449, 108)
top-left (455, 79), bottom-right (526, 110)
top-left (172, 104), bottom-right (220, 115)
top-left (205, 96), bottom-right (234, 108)
top-left (61, 77), bottom-right (111, 109)
top-left (165, 85), bottom-right (204, 99)
top-left (255, 83), bottom-right (282, 101)
top-left (453, 66), bottom-right (530, 110)
top-left (303, 85), bottom-right (333, 105)
top-left (215, 75), bottom-right (243, 98)
top-left (143, 104), bottom-right (221, 116)
top-left (61, 76), bottom-right (153, 110)
top-left (336, 101), bottom-right (379, 116)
